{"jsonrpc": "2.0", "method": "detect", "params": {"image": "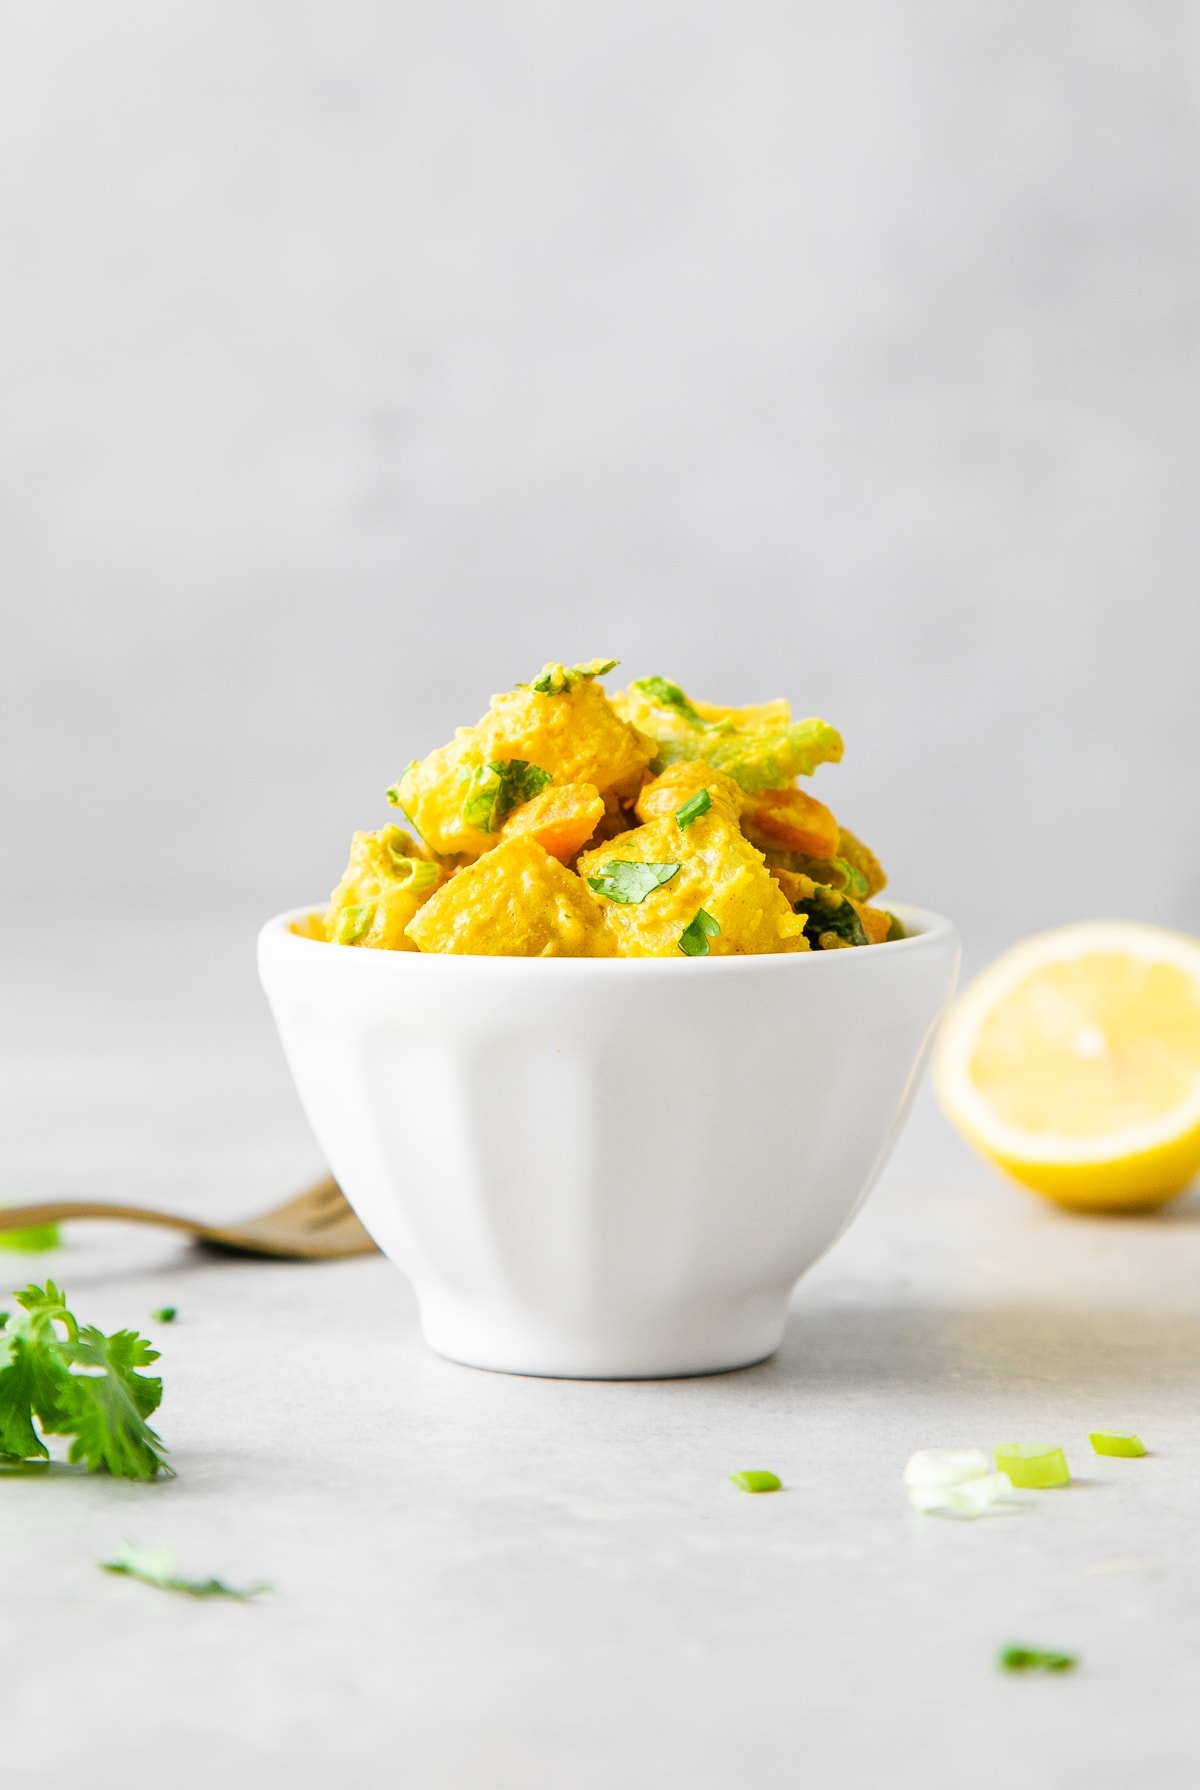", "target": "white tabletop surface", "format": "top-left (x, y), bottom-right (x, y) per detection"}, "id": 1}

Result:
top-left (2, 905), bottom-right (1198, 1788)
